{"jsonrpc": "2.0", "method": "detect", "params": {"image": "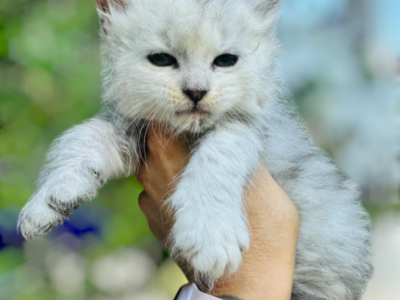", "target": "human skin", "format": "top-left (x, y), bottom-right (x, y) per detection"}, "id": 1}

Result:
top-left (137, 123), bottom-right (300, 300)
